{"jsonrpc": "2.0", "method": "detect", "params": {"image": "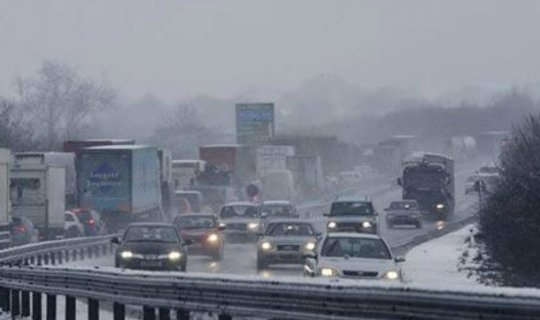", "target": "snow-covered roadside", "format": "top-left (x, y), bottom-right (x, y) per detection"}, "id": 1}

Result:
top-left (403, 224), bottom-right (480, 287)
